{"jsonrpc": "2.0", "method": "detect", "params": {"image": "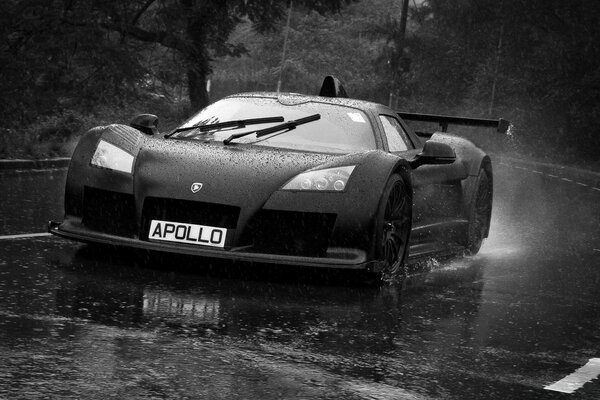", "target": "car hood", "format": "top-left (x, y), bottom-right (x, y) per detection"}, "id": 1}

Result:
top-left (133, 138), bottom-right (340, 207)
